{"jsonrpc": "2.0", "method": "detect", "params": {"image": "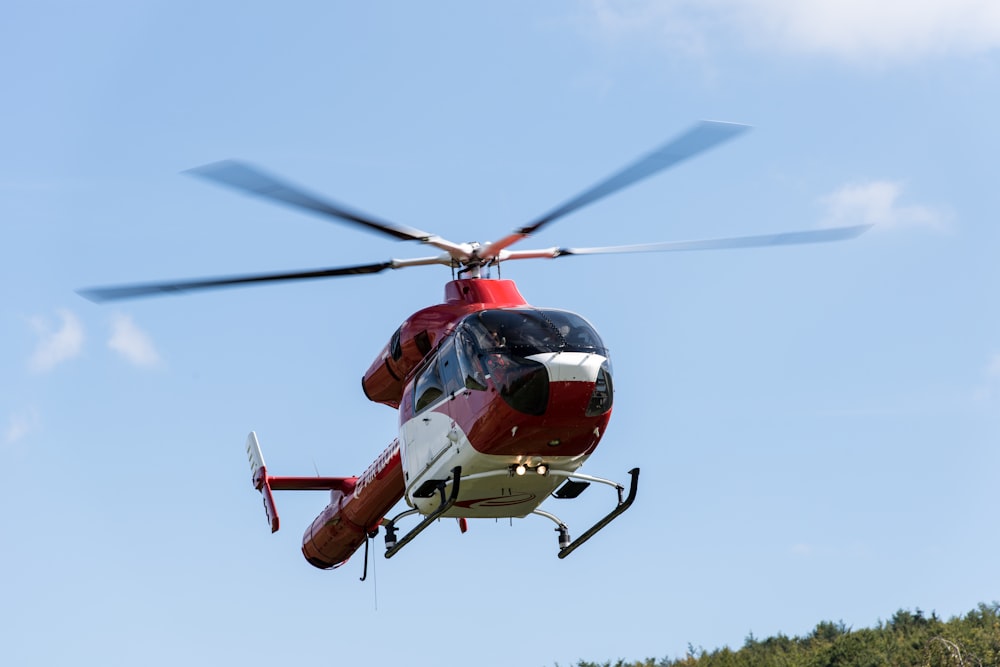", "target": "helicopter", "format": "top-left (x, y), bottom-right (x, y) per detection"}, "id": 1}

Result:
top-left (80, 120), bottom-right (870, 574)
